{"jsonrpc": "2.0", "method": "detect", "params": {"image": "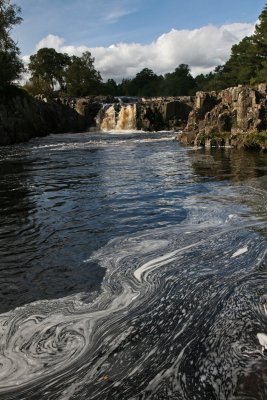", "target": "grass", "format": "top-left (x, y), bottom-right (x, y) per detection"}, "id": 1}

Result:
top-left (196, 131), bottom-right (230, 146)
top-left (244, 131), bottom-right (267, 150)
